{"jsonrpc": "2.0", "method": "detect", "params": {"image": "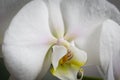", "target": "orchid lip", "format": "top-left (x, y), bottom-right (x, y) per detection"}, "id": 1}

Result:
top-left (51, 38), bottom-right (87, 80)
